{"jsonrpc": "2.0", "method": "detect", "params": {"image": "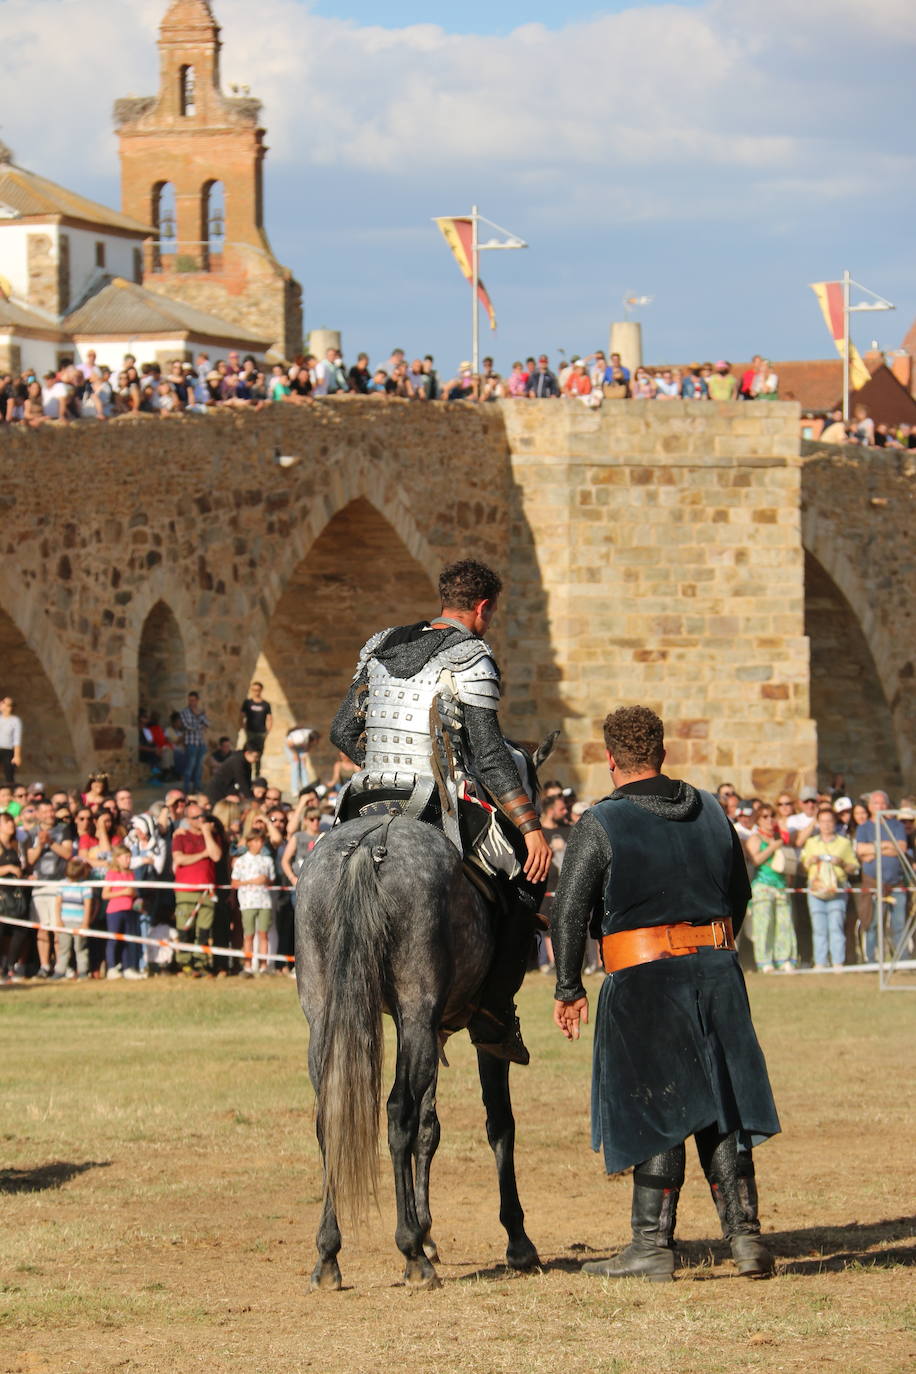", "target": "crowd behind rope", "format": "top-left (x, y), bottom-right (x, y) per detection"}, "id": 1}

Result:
top-left (4, 347), bottom-right (914, 445)
top-left (1, 683), bottom-right (913, 983)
